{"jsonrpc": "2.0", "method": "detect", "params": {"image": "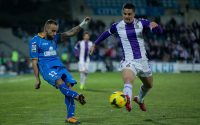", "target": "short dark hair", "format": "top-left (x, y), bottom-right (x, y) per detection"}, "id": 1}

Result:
top-left (44, 19), bottom-right (58, 26)
top-left (43, 19), bottom-right (58, 31)
top-left (83, 31), bottom-right (90, 36)
top-left (122, 3), bottom-right (135, 12)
